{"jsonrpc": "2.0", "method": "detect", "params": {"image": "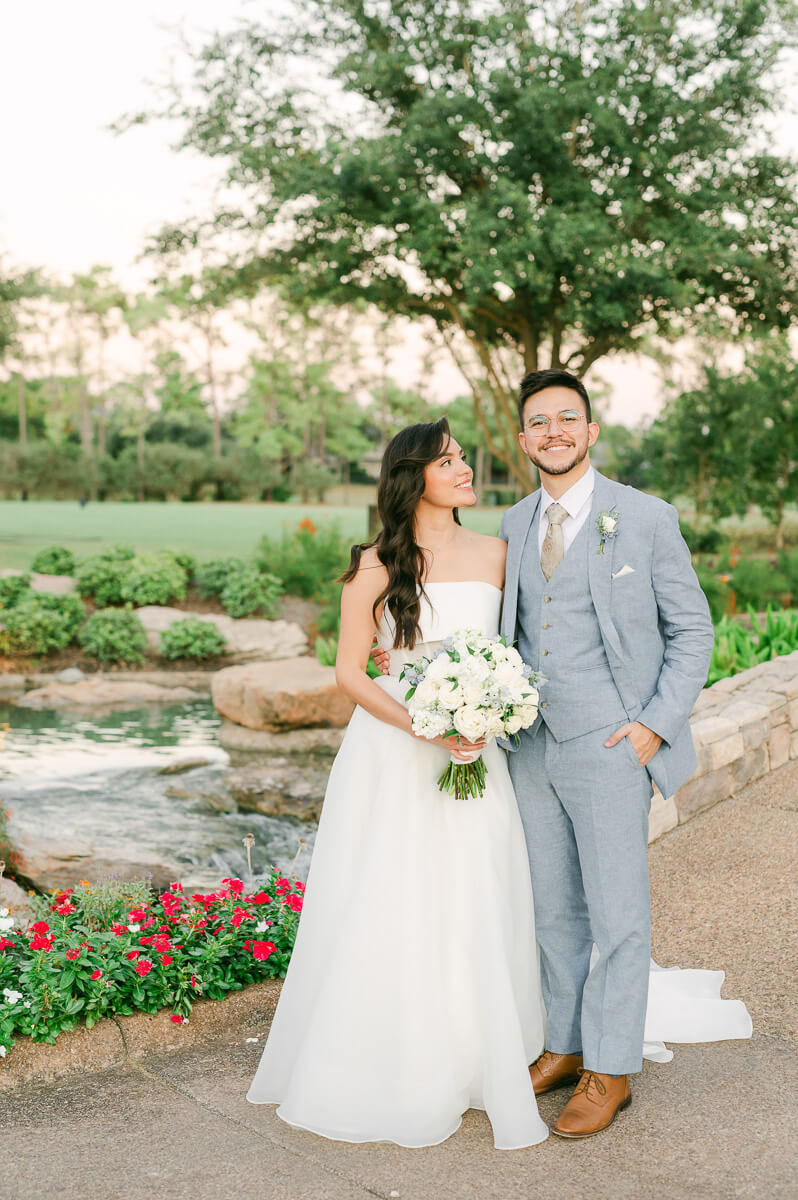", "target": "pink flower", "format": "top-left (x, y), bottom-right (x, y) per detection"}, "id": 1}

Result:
top-left (170, 1014), bottom-right (184, 1023)
top-left (31, 920), bottom-right (50, 934)
top-left (110, 923), bottom-right (127, 936)
top-left (56, 902), bottom-right (77, 915)
top-left (30, 933), bottom-right (54, 951)
top-left (65, 948), bottom-right (81, 960)
top-left (160, 954), bottom-right (174, 966)
top-left (91, 969), bottom-right (102, 980)
top-left (283, 894), bottom-right (303, 912)
top-left (221, 877), bottom-right (244, 896)
top-left (134, 959), bottom-right (154, 976)
top-left (0, 937), bottom-right (16, 950)
top-left (169, 882), bottom-right (183, 893)
top-left (250, 891), bottom-right (270, 905)
top-left (274, 879), bottom-right (291, 896)
top-left (125, 949), bottom-right (140, 960)
top-left (294, 881), bottom-right (305, 894)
